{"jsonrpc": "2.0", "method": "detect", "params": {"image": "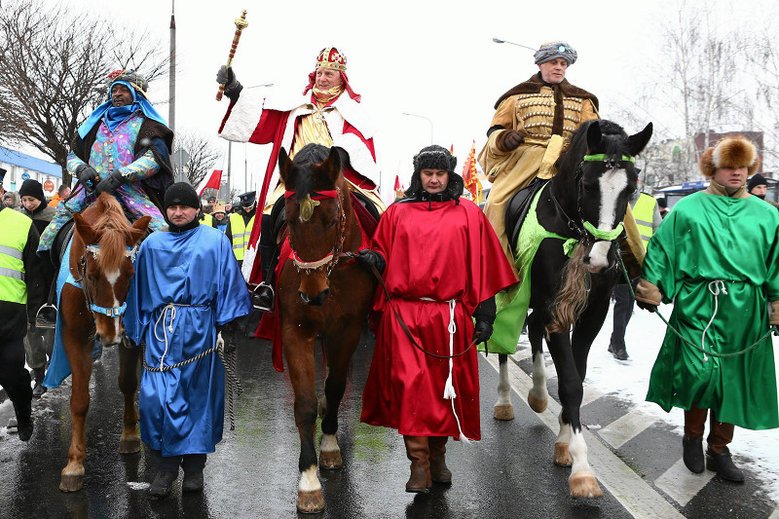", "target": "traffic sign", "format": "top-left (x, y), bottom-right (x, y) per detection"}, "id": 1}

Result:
top-left (21, 172), bottom-right (30, 181)
top-left (43, 179), bottom-right (55, 192)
